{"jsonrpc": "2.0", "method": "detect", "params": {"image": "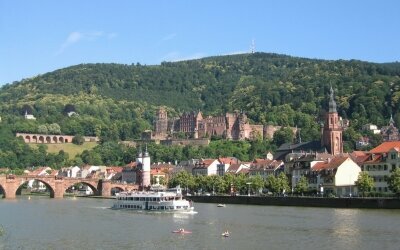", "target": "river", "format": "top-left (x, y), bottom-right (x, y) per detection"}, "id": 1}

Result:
top-left (0, 196), bottom-right (399, 250)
